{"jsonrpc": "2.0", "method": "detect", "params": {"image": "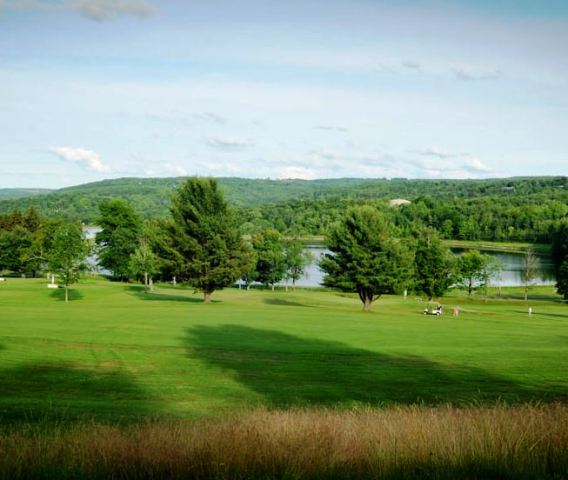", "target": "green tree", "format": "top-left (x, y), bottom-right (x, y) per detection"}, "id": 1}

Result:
top-left (556, 258), bottom-right (568, 301)
top-left (169, 177), bottom-right (251, 303)
top-left (320, 206), bottom-right (414, 311)
top-left (454, 249), bottom-right (495, 296)
top-left (95, 199), bottom-right (141, 281)
top-left (129, 240), bottom-right (160, 292)
top-left (252, 229), bottom-right (287, 291)
top-left (552, 221), bottom-right (568, 299)
top-left (47, 223), bottom-right (89, 303)
top-left (239, 243), bottom-right (257, 290)
top-left (0, 226), bottom-right (32, 274)
top-left (414, 228), bottom-right (453, 300)
top-left (284, 239), bottom-right (313, 290)
top-left (522, 248), bottom-right (539, 301)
